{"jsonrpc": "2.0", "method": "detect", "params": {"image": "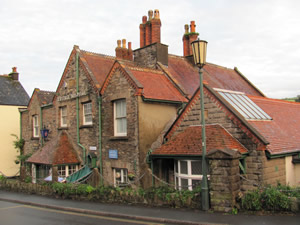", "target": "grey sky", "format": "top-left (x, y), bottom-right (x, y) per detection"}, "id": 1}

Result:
top-left (1, 0), bottom-right (299, 99)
